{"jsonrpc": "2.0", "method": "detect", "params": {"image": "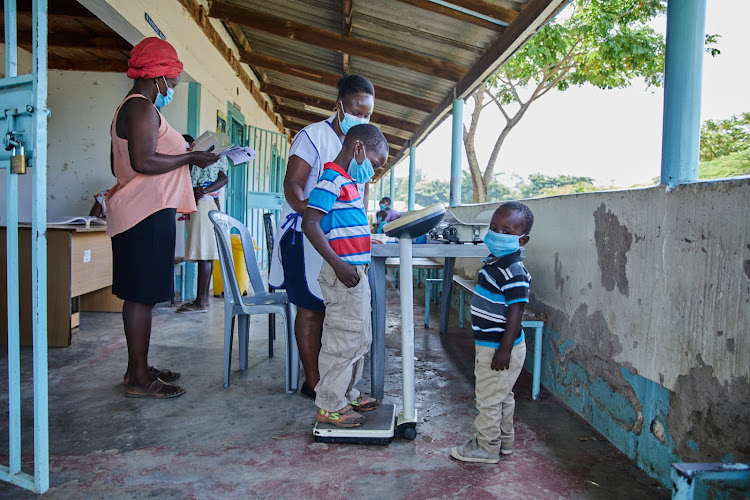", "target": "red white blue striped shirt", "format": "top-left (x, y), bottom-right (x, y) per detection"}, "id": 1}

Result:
top-left (307, 162), bottom-right (371, 265)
